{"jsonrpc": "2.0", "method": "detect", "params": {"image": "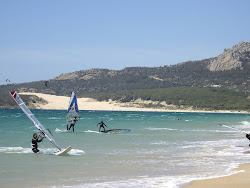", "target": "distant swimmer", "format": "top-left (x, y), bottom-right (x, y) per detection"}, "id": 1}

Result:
top-left (170, 116), bottom-right (184, 121)
top-left (97, 121), bottom-right (108, 132)
top-left (32, 133), bottom-right (45, 153)
top-left (68, 117), bottom-right (77, 132)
